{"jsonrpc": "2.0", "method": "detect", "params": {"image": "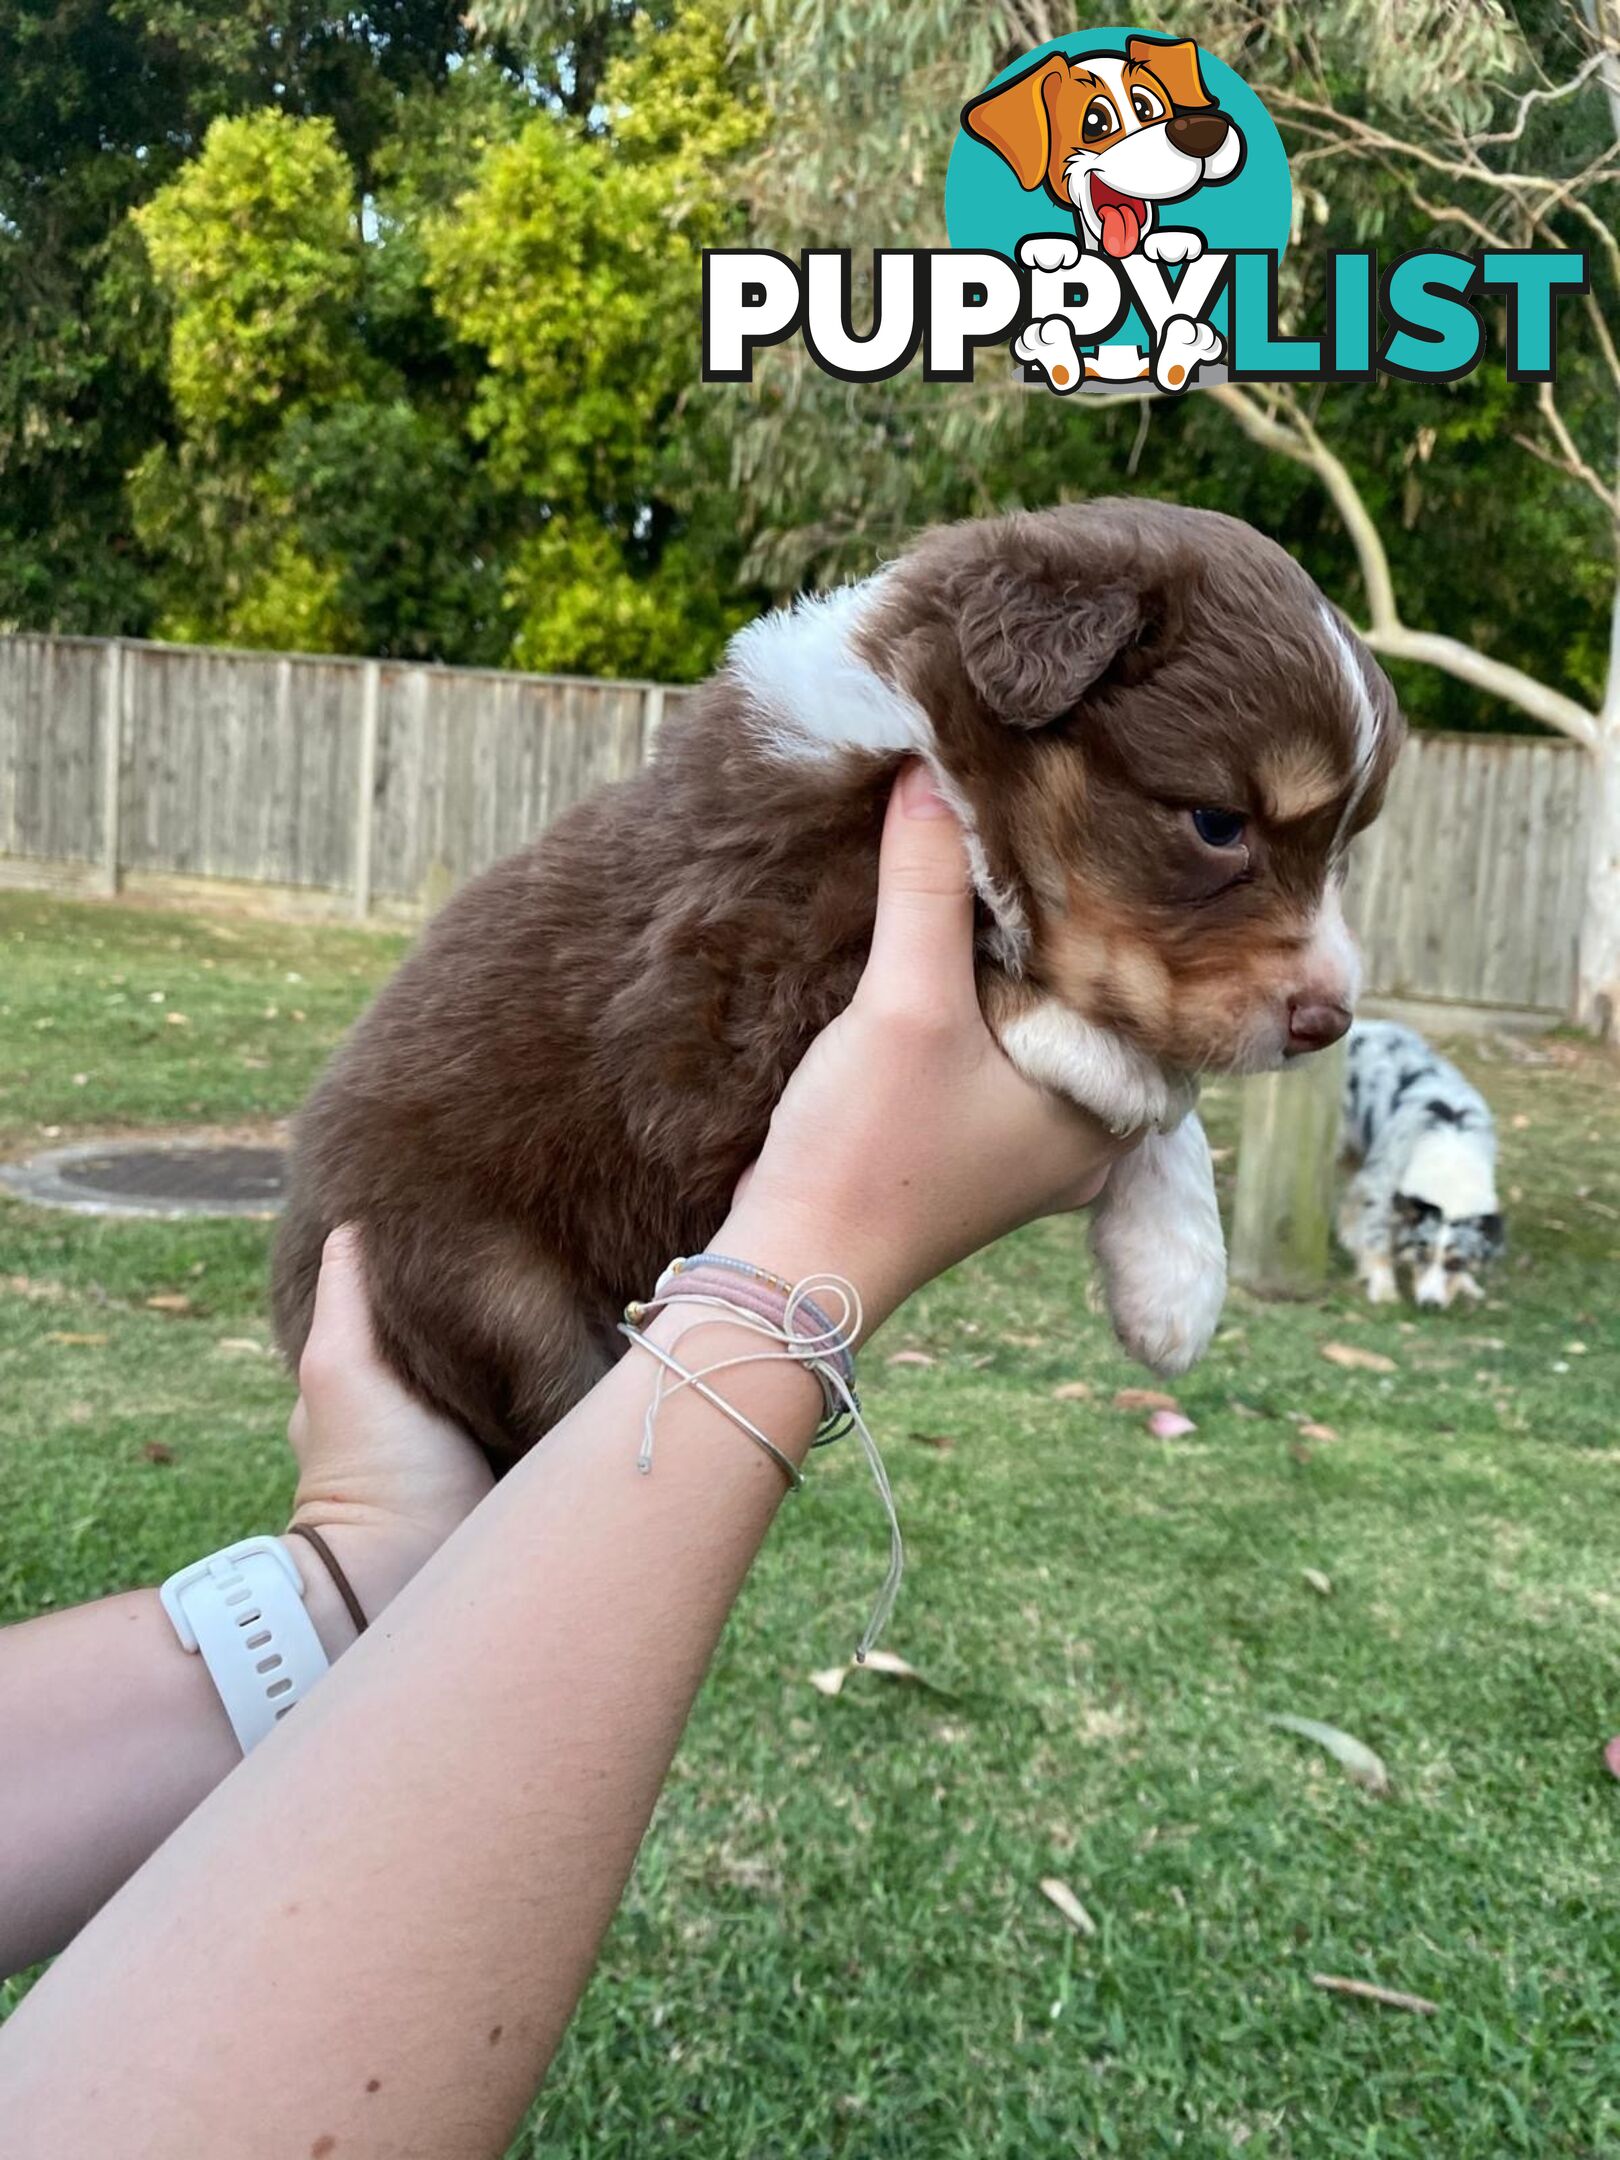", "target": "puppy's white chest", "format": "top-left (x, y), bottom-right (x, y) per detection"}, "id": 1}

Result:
top-left (995, 997), bottom-right (1194, 1133)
